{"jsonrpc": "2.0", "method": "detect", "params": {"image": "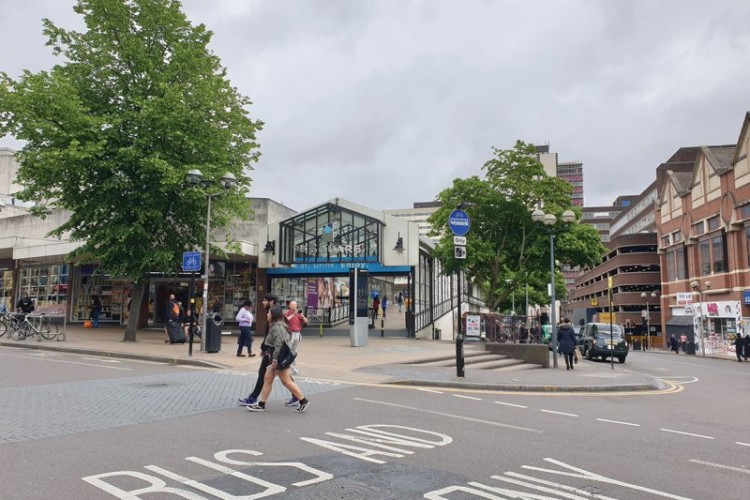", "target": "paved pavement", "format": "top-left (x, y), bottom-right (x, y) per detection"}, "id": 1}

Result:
top-left (0, 323), bottom-right (669, 393)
